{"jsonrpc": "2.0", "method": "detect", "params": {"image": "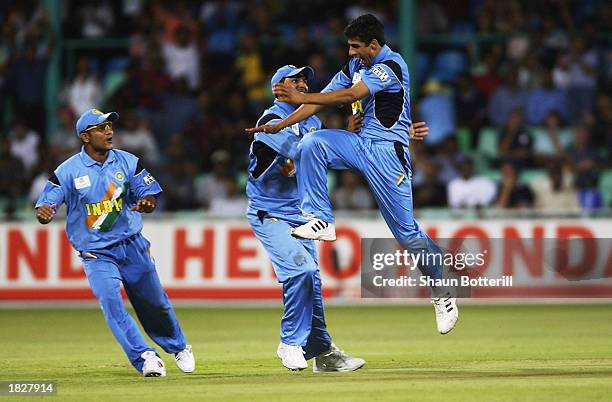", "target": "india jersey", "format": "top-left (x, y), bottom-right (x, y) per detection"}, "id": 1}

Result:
top-left (246, 100), bottom-right (322, 216)
top-left (35, 148), bottom-right (162, 252)
top-left (323, 44), bottom-right (412, 145)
